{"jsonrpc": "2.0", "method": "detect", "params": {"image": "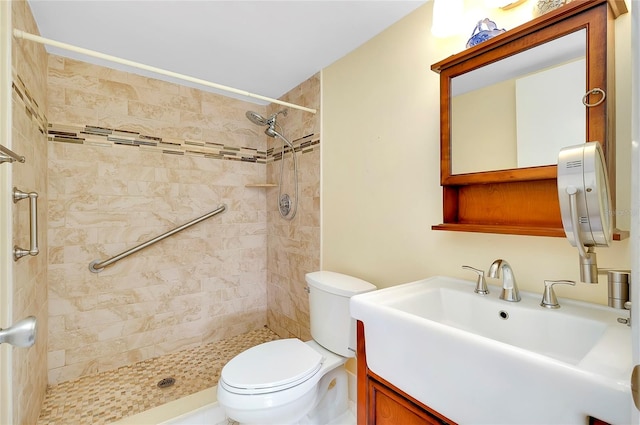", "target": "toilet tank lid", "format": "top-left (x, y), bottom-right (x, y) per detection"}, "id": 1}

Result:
top-left (305, 271), bottom-right (376, 297)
